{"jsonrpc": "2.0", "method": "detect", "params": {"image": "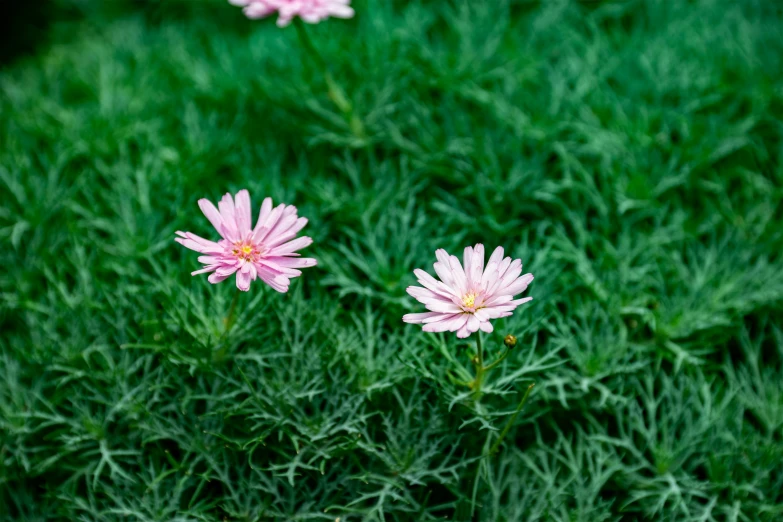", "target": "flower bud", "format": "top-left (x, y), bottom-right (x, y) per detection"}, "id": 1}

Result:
top-left (504, 334), bottom-right (517, 349)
